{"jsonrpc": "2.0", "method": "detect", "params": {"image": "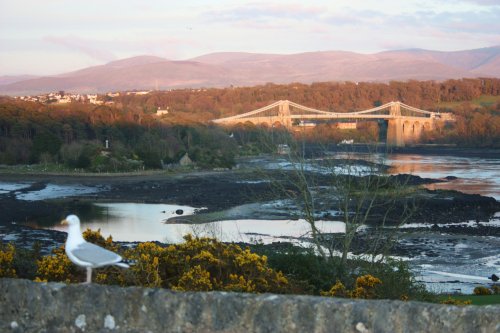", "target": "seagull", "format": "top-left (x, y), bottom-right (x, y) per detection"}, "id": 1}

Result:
top-left (61, 215), bottom-right (129, 283)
